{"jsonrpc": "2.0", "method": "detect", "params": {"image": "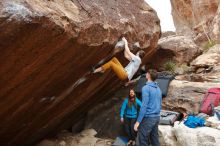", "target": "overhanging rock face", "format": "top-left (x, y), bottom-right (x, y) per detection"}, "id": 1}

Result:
top-left (0, 0), bottom-right (160, 145)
